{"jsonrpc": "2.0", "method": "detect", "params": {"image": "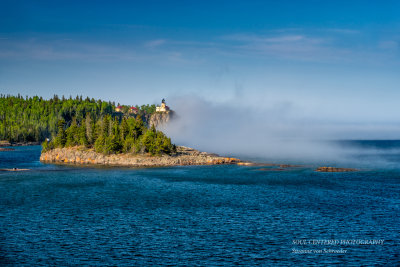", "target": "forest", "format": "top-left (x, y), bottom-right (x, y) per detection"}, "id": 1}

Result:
top-left (1, 94), bottom-right (175, 155)
top-left (0, 94), bottom-right (155, 142)
top-left (42, 115), bottom-right (175, 156)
